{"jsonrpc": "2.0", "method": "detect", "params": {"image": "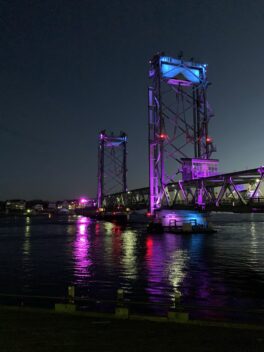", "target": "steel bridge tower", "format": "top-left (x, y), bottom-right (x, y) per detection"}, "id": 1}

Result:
top-left (148, 52), bottom-right (216, 214)
top-left (97, 130), bottom-right (127, 208)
